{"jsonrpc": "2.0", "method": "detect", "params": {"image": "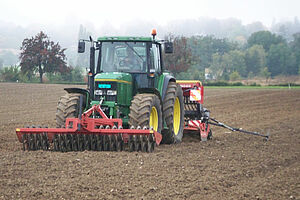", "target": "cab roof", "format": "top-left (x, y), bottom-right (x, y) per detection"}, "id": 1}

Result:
top-left (97, 36), bottom-right (153, 42)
